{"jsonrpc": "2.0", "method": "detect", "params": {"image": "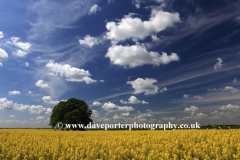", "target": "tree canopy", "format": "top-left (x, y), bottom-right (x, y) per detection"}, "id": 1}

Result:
top-left (49, 98), bottom-right (93, 129)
